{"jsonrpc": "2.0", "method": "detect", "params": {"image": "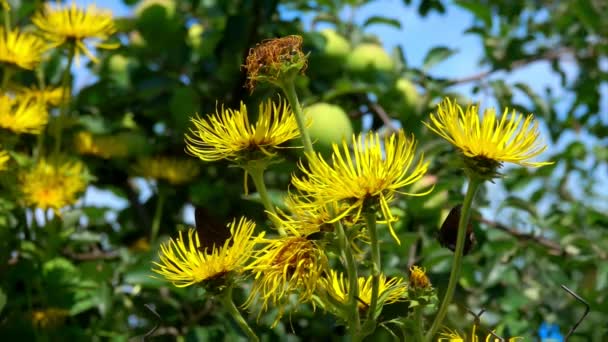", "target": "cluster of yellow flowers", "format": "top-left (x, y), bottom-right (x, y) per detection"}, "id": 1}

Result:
top-left (0, 2), bottom-right (117, 214)
top-left (150, 34), bottom-right (551, 341)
